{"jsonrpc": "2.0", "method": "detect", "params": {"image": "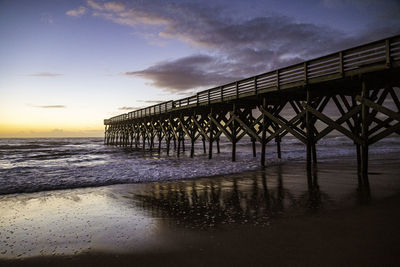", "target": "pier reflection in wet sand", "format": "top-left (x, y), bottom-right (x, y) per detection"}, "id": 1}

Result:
top-left (131, 161), bottom-right (381, 230)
